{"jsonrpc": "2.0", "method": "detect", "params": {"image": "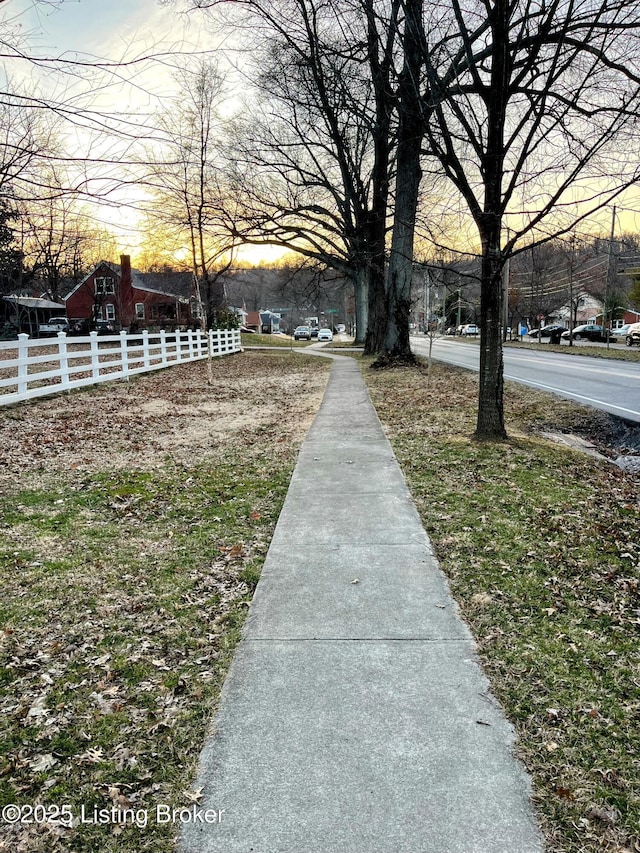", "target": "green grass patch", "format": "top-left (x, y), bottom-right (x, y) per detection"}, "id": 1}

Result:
top-left (241, 332), bottom-right (310, 348)
top-left (0, 350), bottom-right (330, 852)
top-left (364, 358), bottom-right (640, 853)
